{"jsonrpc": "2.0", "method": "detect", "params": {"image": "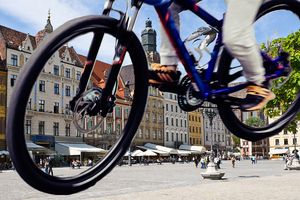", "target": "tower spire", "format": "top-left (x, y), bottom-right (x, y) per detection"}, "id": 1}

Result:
top-left (45, 9), bottom-right (53, 33)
